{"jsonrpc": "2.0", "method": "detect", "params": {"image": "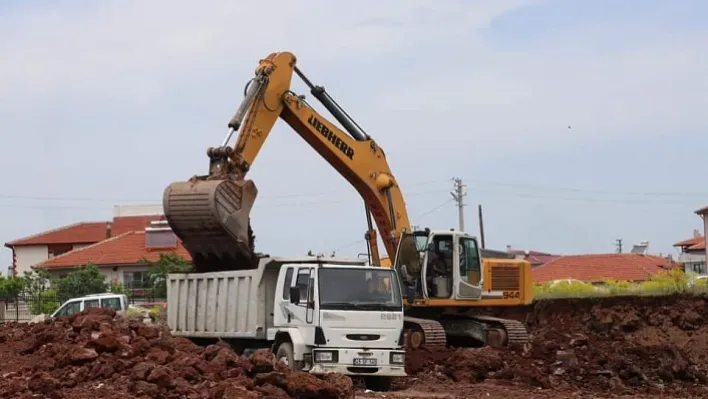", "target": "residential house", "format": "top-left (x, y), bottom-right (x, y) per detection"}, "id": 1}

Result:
top-left (33, 220), bottom-right (191, 288)
top-left (697, 205), bottom-right (708, 272)
top-left (4, 205), bottom-right (169, 276)
top-left (5, 214), bottom-right (164, 277)
top-left (505, 246), bottom-right (561, 268)
top-left (673, 230), bottom-right (706, 275)
top-left (532, 253), bottom-right (676, 284)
